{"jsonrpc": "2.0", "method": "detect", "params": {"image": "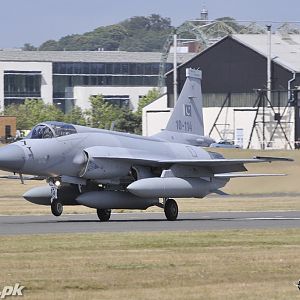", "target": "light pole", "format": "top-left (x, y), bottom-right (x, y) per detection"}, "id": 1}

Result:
top-left (173, 31), bottom-right (178, 104)
top-left (267, 25), bottom-right (272, 102)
